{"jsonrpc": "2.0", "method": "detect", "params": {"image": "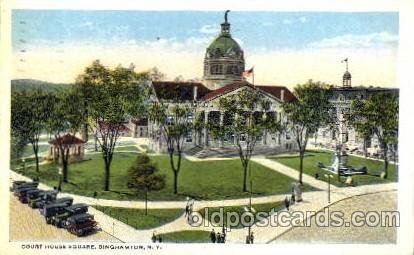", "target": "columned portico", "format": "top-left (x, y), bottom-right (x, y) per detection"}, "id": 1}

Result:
top-left (203, 110), bottom-right (209, 148)
top-left (219, 111), bottom-right (224, 148)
